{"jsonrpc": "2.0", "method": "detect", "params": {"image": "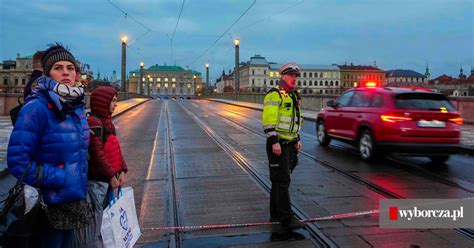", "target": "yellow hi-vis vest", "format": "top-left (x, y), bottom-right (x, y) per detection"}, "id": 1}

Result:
top-left (262, 88), bottom-right (302, 142)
